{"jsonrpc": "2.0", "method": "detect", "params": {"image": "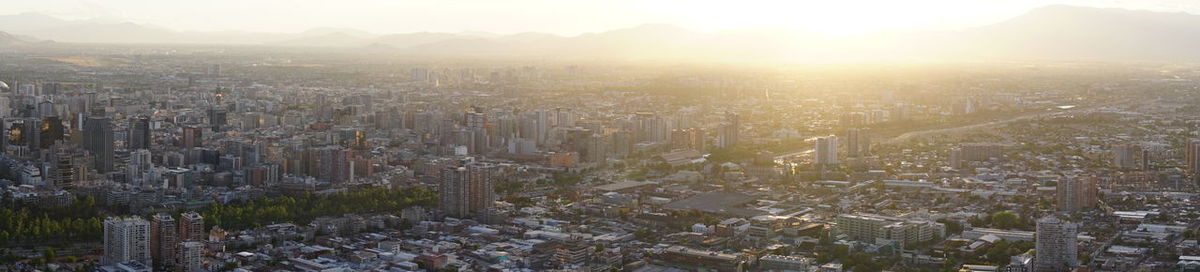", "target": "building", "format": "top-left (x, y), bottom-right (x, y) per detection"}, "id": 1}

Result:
top-left (659, 245), bottom-right (746, 272)
top-left (949, 143), bottom-right (1007, 168)
top-left (1112, 144), bottom-right (1138, 169)
top-left (759, 254), bottom-right (812, 271)
top-left (181, 126), bottom-right (203, 148)
top-left (832, 214), bottom-right (945, 246)
top-left (439, 163), bottom-right (495, 217)
top-left (1188, 139), bottom-right (1200, 174)
top-left (1056, 176), bottom-right (1097, 212)
top-left (845, 128), bottom-right (870, 158)
top-left (815, 136), bottom-right (839, 165)
top-left (128, 117), bottom-right (151, 150)
top-left (84, 116), bottom-right (115, 173)
top-left (176, 241), bottom-right (204, 272)
top-left (179, 211), bottom-right (205, 242)
top-left (149, 213), bottom-right (177, 267)
top-left (1034, 216), bottom-right (1078, 272)
top-left (103, 216), bottom-right (151, 266)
